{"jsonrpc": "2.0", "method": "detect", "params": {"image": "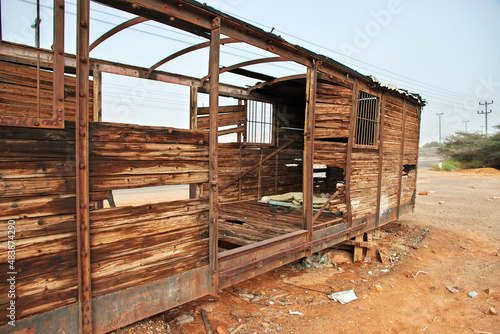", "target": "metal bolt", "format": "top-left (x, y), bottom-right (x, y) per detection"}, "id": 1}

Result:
top-left (58, 117), bottom-right (62, 121)
top-left (80, 20), bottom-right (87, 28)
top-left (80, 202), bottom-right (86, 209)
top-left (34, 121), bottom-right (40, 126)
top-left (80, 121), bottom-right (85, 127)
top-left (79, 163), bottom-right (85, 169)
top-left (58, 97), bottom-right (63, 102)
top-left (81, 224), bottom-right (86, 231)
top-left (59, 3), bottom-right (64, 9)
top-left (80, 56), bottom-right (86, 63)
top-left (79, 92), bottom-right (85, 97)
top-left (170, 17), bottom-right (175, 21)
top-left (80, 131), bottom-right (86, 137)
top-left (168, 129), bottom-right (173, 134)
top-left (132, 3), bottom-right (137, 8)
top-left (82, 250), bottom-right (87, 257)
top-left (199, 140), bottom-right (204, 145)
top-left (58, 50), bottom-right (64, 55)
top-left (57, 108), bottom-right (62, 113)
